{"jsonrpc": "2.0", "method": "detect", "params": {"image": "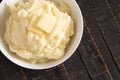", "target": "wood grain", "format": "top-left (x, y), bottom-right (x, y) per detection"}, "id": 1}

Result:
top-left (76, 0), bottom-right (120, 79)
top-left (0, 53), bottom-right (25, 80)
top-left (106, 0), bottom-right (120, 25)
top-left (78, 27), bottom-right (112, 80)
top-left (0, 0), bottom-right (120, 80)
top-left (64, 50), bottom-right (92, 80)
